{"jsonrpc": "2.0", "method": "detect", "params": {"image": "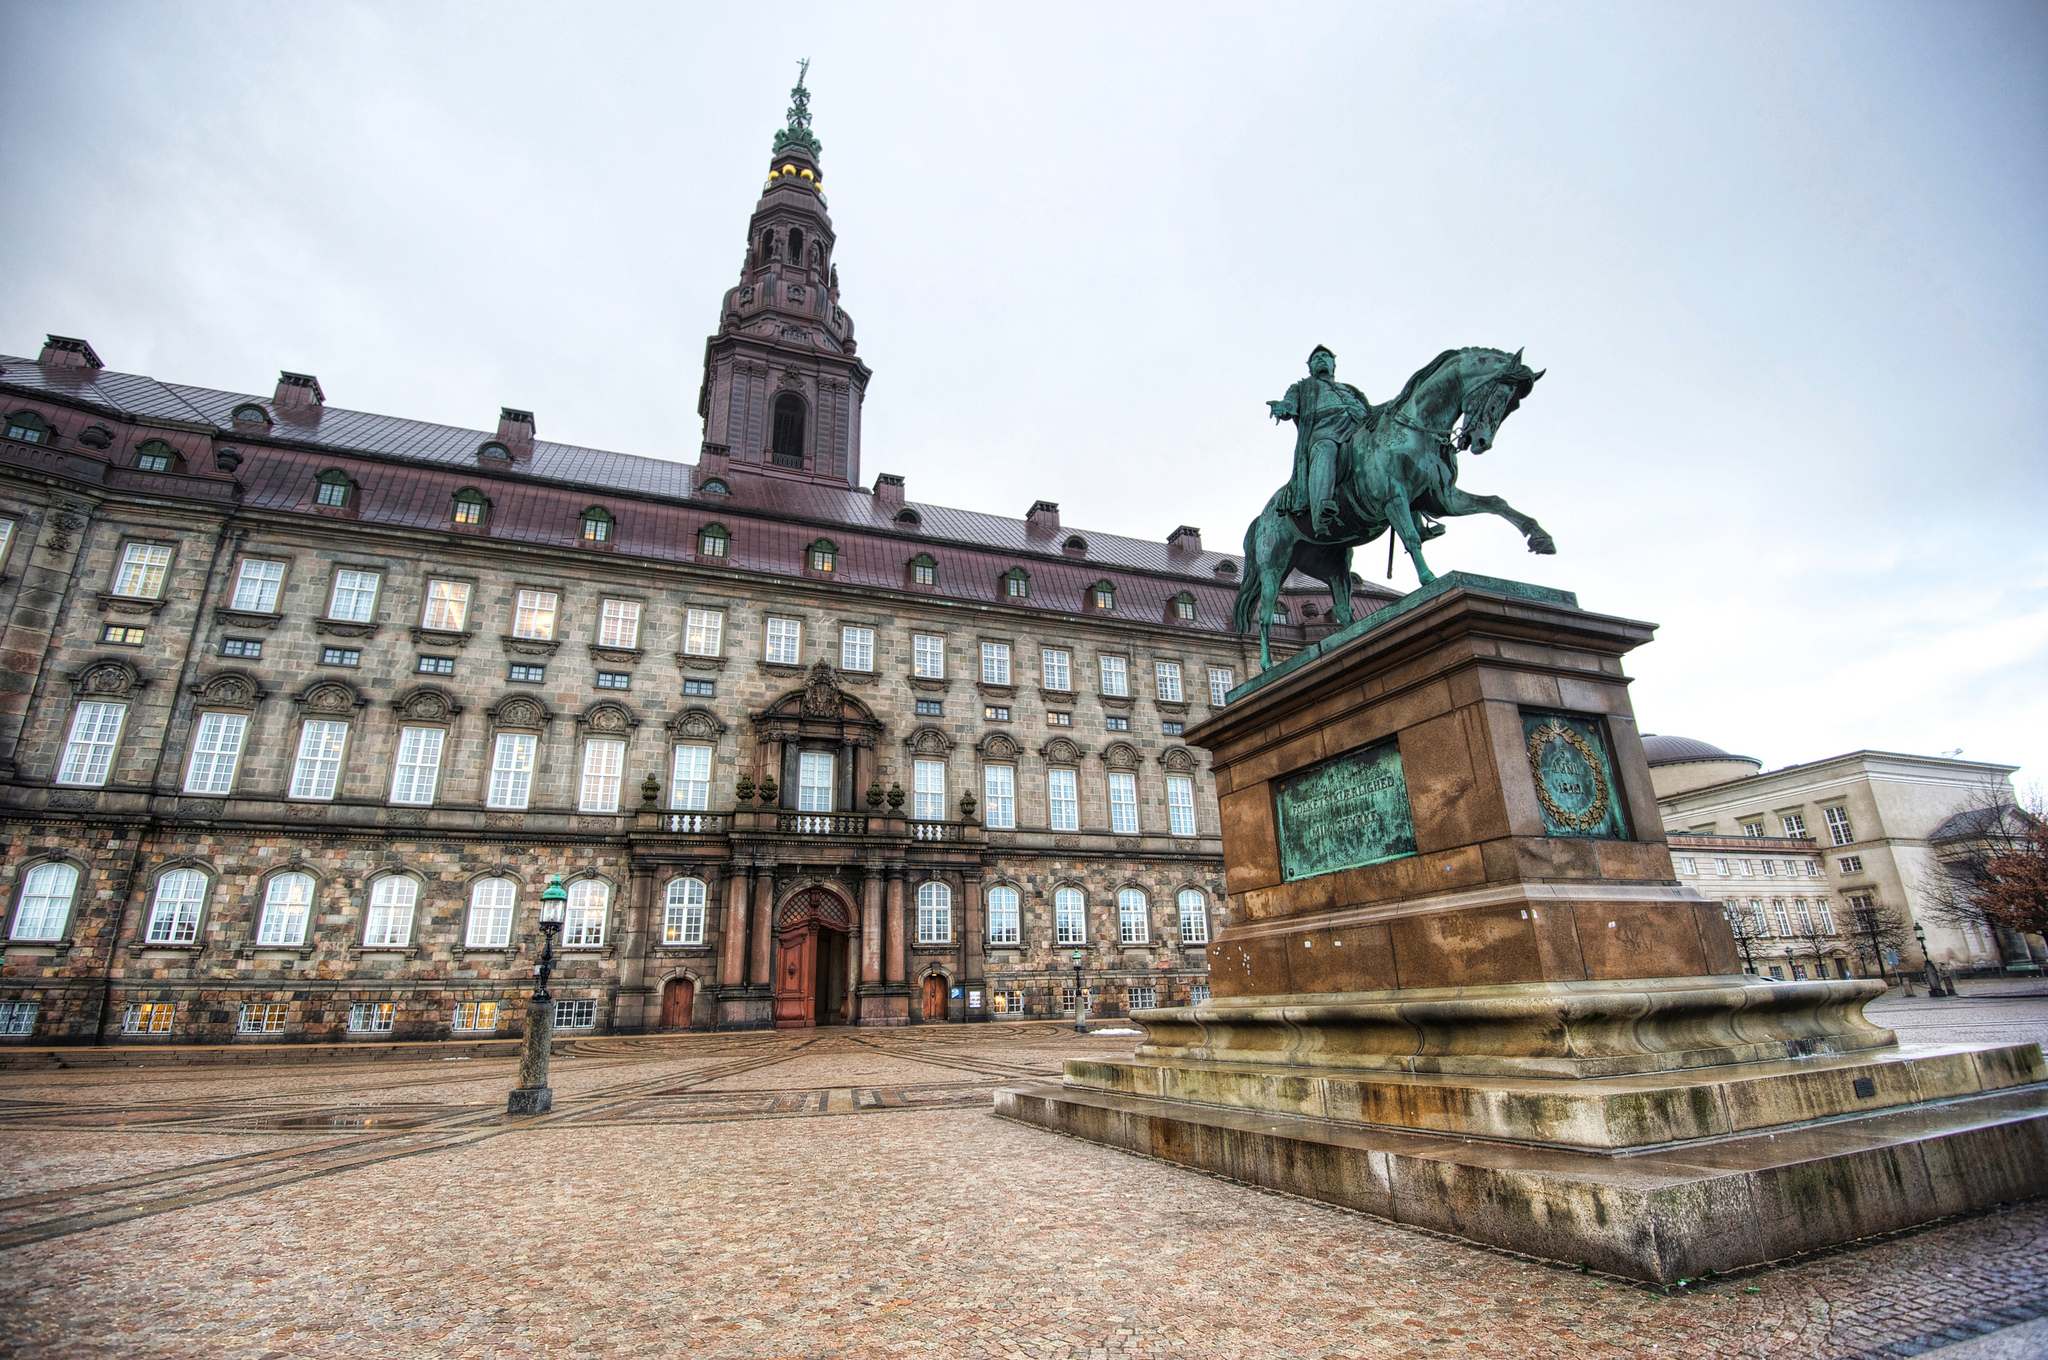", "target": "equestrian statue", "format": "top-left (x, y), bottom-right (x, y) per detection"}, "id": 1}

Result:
top-left (1233, 345), bottom-right (1554, 666)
